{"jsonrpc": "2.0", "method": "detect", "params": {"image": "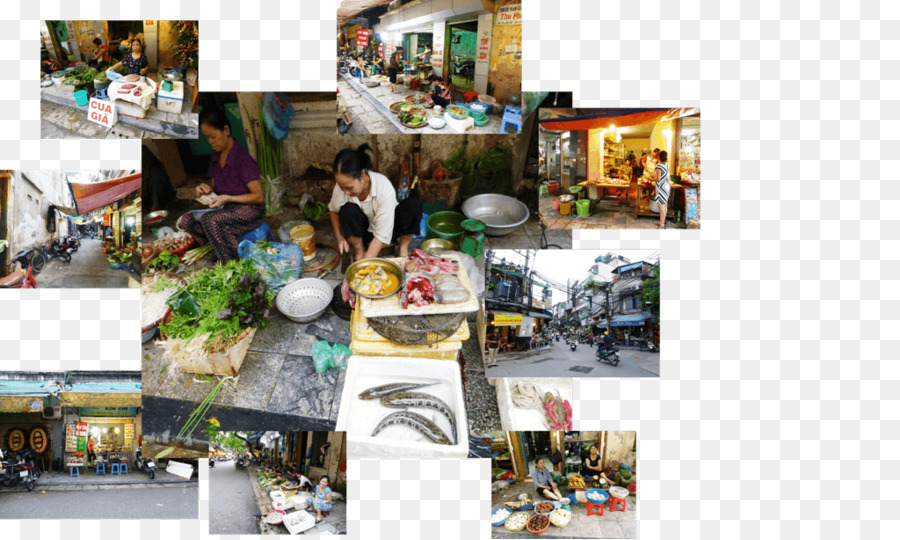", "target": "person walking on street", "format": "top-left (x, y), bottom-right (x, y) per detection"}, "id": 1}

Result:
top-left (655, 150), bottom-right (671, 229)
top-left (486, 330), bottom-right (500, 367)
